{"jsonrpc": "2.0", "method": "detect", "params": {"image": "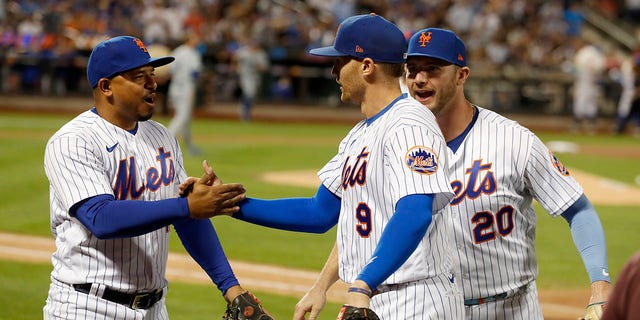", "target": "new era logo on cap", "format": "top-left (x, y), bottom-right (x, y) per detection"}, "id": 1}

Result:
top-left (407, 28), bottom-right (467, 67)
top-left (87, 36), bottom-right (175, 88)
top-left (308, 13), bottom-right (406, 64)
